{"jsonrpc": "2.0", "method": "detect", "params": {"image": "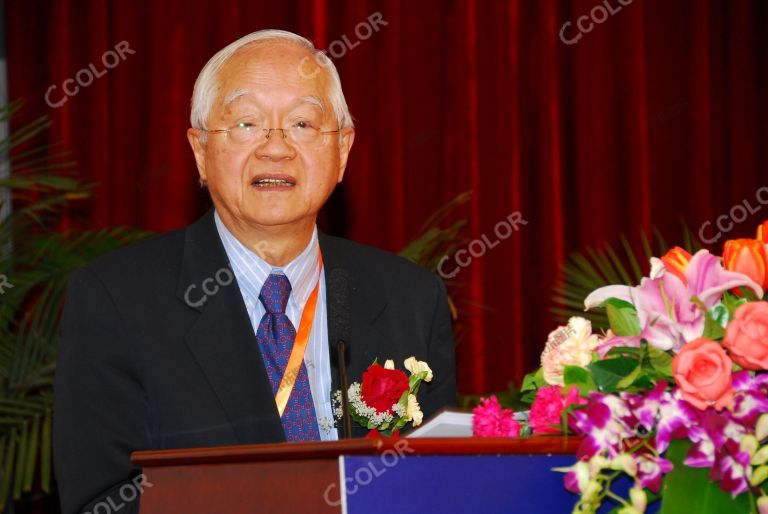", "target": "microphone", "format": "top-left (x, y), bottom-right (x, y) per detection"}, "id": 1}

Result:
top-left (329, 269), bottom-right (352, 439)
